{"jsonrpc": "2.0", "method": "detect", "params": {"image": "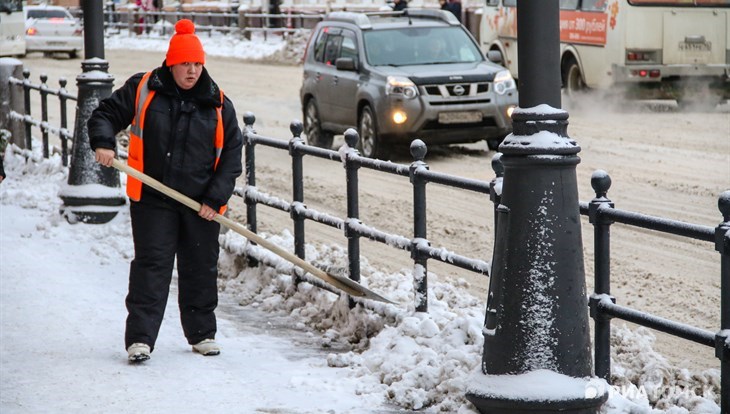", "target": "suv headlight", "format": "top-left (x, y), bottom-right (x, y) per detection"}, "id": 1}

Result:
top-left (386, 76), bottom-right (418, 99)
top-left (493, 70), bottom-right (516, 95)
